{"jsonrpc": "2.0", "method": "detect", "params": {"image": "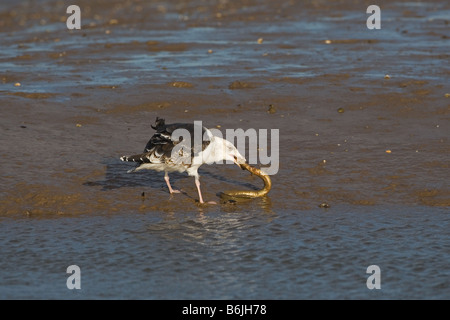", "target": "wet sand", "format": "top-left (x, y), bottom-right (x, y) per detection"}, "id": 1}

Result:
top-left (1, 0), bottom-right (448, 215)
top-left (0, 0), bottom-right (449, 299)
